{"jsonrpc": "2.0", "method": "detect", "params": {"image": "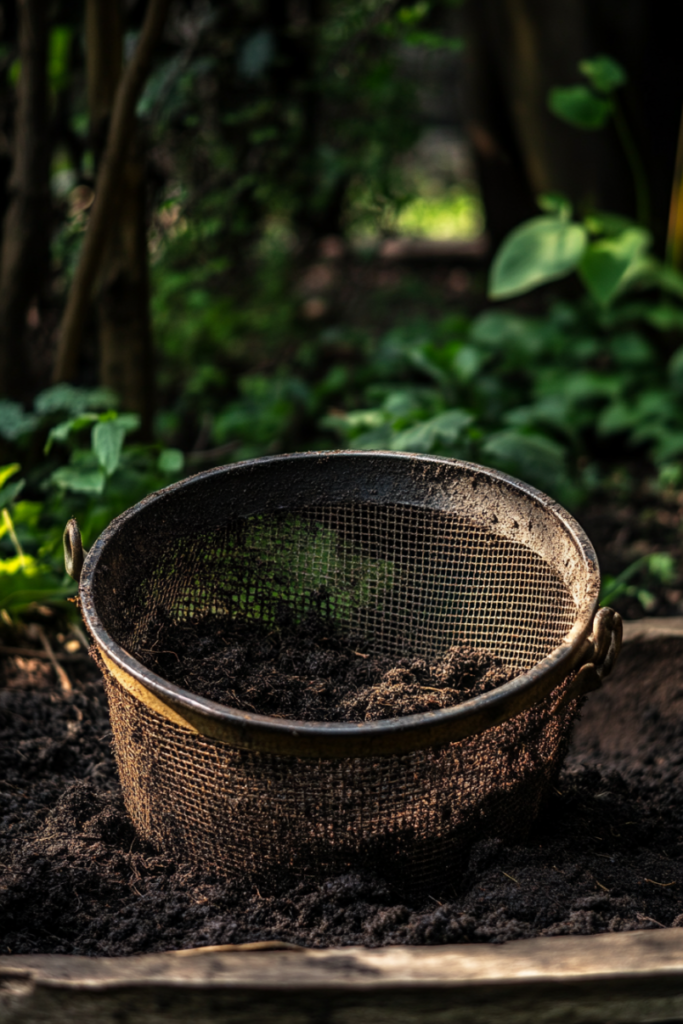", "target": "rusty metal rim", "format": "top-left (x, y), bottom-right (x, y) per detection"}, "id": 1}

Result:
top-left (79, 451), bottom-right (600, 759)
